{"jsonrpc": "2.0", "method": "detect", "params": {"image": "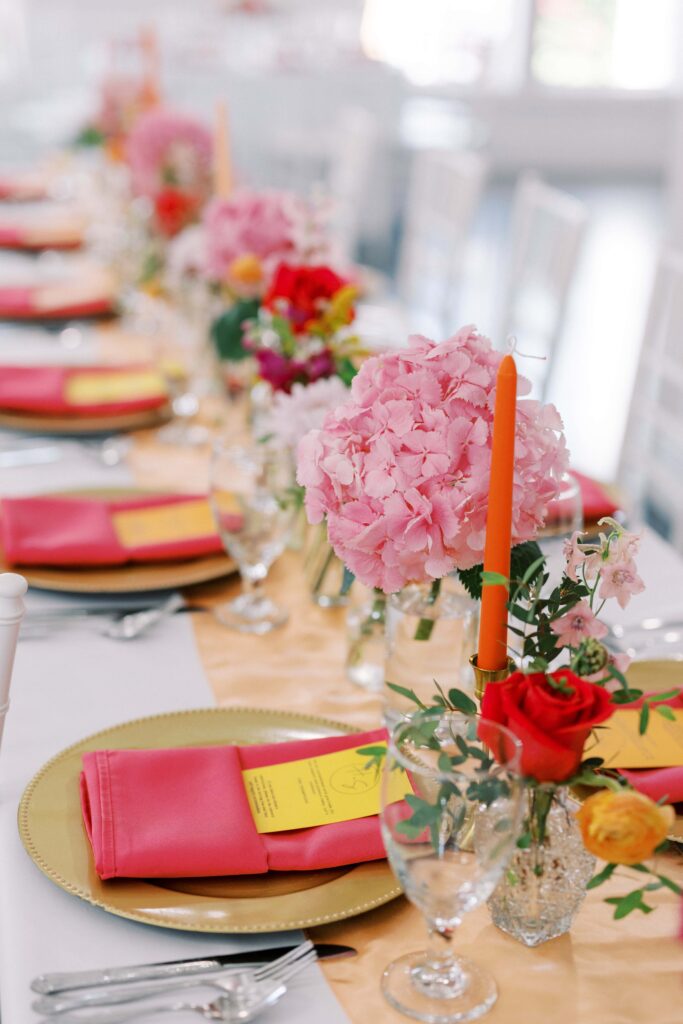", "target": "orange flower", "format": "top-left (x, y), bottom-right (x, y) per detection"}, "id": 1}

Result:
top-left (227, 254), bottom-right (264, 289)
top-left (577, 790), bottom-right (674, 865)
